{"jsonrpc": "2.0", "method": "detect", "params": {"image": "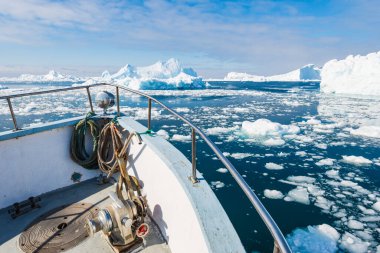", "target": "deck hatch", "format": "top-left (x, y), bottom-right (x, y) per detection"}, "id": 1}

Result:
top-left (19, 202), bottom-right (99, 253)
